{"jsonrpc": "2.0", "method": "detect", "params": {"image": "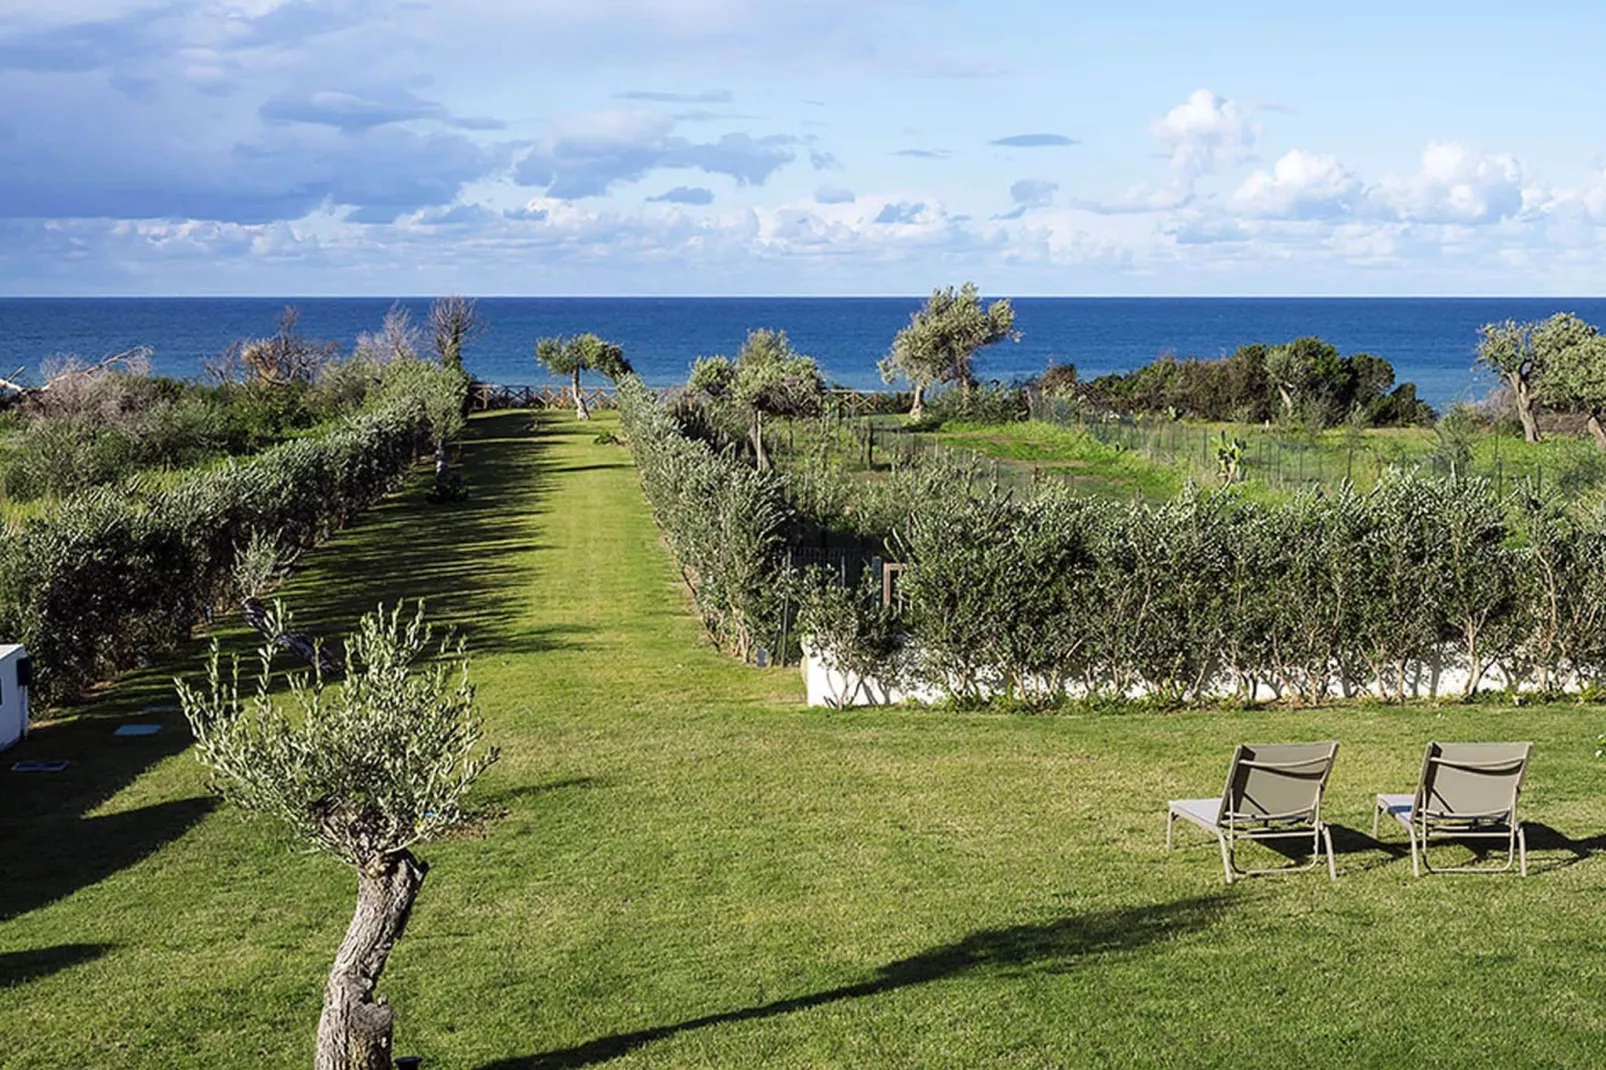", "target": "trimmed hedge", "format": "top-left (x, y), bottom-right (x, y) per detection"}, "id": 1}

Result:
top-left (617, 376), bottom-right (791, 660)
top-left (0, 387), bottom-right (447, 708)
top-left (860, 474), bottom-right (1606, 706)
